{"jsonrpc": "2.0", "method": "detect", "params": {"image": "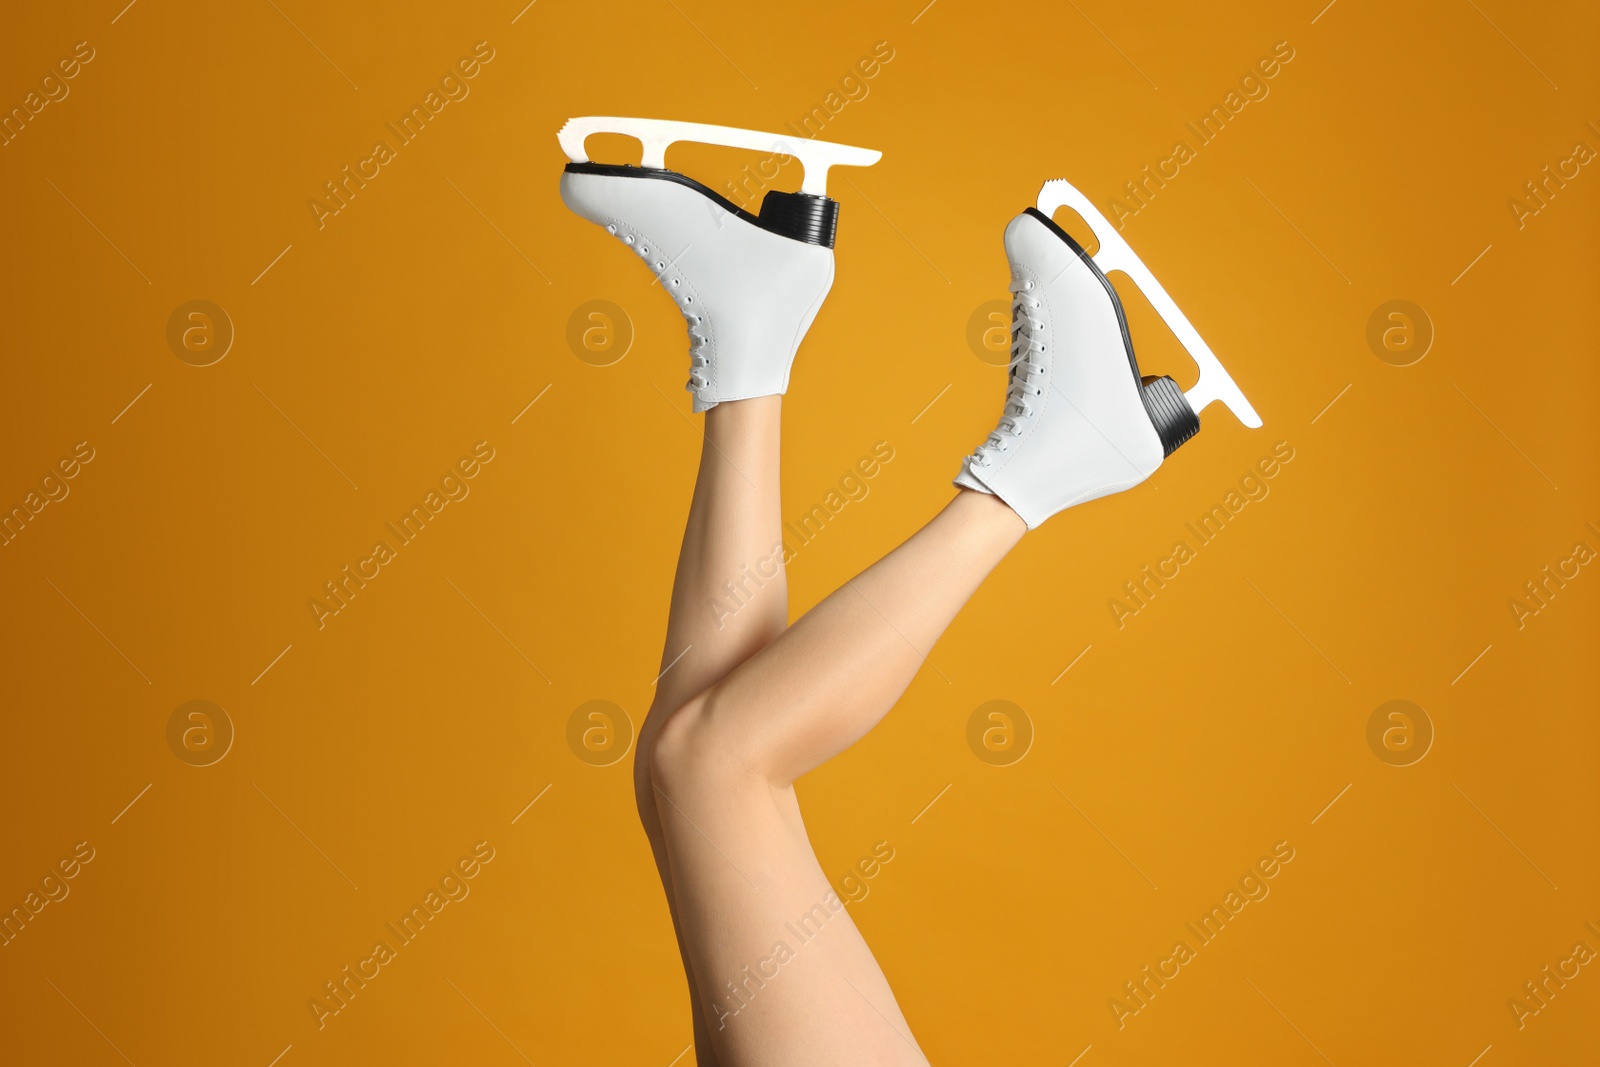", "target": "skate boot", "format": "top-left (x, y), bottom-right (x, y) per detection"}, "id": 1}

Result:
top-left (956, 180), bottom-right (1261, 528)
top-left (558, 116), bottom-right (881, 412)
top-left (955, 208), bottom-right (1199, 527)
